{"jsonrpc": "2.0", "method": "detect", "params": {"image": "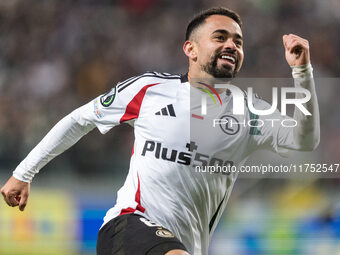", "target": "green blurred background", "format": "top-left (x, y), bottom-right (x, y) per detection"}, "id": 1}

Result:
top-left (0, 0), bottom-right (339, 254)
